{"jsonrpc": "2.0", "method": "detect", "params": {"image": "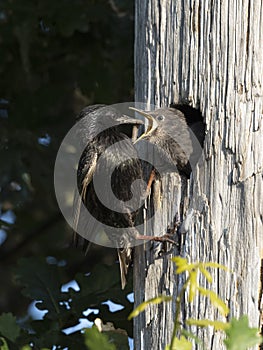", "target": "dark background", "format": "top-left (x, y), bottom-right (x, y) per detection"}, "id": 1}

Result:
top-left (0, 1), bottom-right (134, 348)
